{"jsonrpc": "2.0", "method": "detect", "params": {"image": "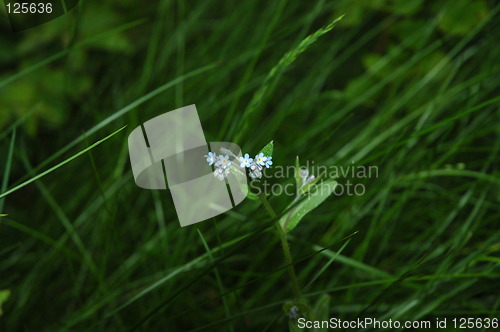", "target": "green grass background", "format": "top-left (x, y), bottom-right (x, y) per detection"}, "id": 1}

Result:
top-left (0, 0), bottom-right (499, 330)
